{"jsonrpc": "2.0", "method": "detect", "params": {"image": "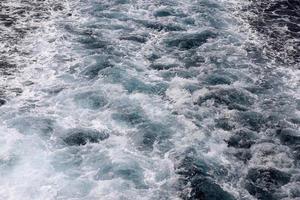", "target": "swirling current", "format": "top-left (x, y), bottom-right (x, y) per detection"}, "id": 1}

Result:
top-left (0, 0), bottom-right (299, 200)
